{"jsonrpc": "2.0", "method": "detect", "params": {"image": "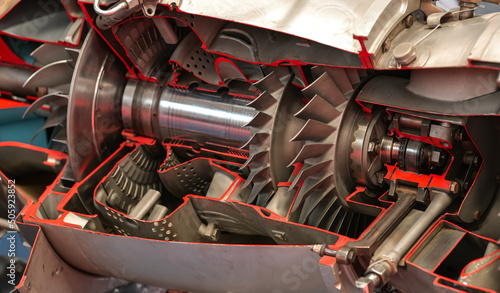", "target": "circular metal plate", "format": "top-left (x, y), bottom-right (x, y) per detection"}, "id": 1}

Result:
top-left (67, 30), bottom-right (127, 181)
